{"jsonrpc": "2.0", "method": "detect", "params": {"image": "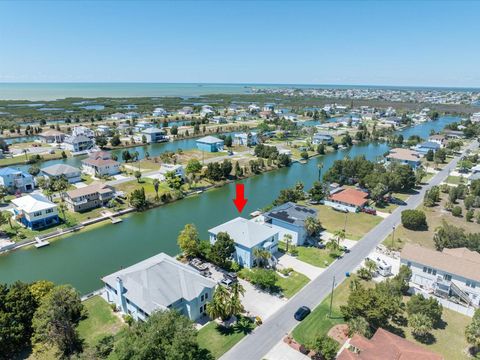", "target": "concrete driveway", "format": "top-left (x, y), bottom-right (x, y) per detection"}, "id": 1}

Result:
top-left (277, 253), bottom-right (323, 280)
top-left (240, 279), bottom-right (286, 320)
top-left (264, 340), bottom-right (309, 360)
